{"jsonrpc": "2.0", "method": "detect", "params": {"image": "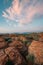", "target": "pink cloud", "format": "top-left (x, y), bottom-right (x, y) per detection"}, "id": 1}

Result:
top-left (36, 5), bottom-right (43, 14)
top-left (2, 0), bottom-right (43, 25)
top-left (3, 0), bottom-right (22, 20)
